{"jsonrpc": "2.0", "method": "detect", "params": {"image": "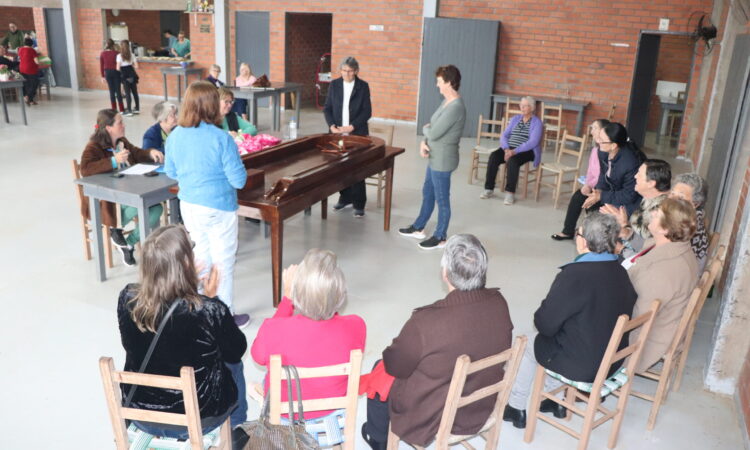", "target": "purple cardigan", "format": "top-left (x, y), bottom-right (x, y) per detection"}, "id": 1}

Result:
top-left (500, 114), bottom-right (544, 167)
